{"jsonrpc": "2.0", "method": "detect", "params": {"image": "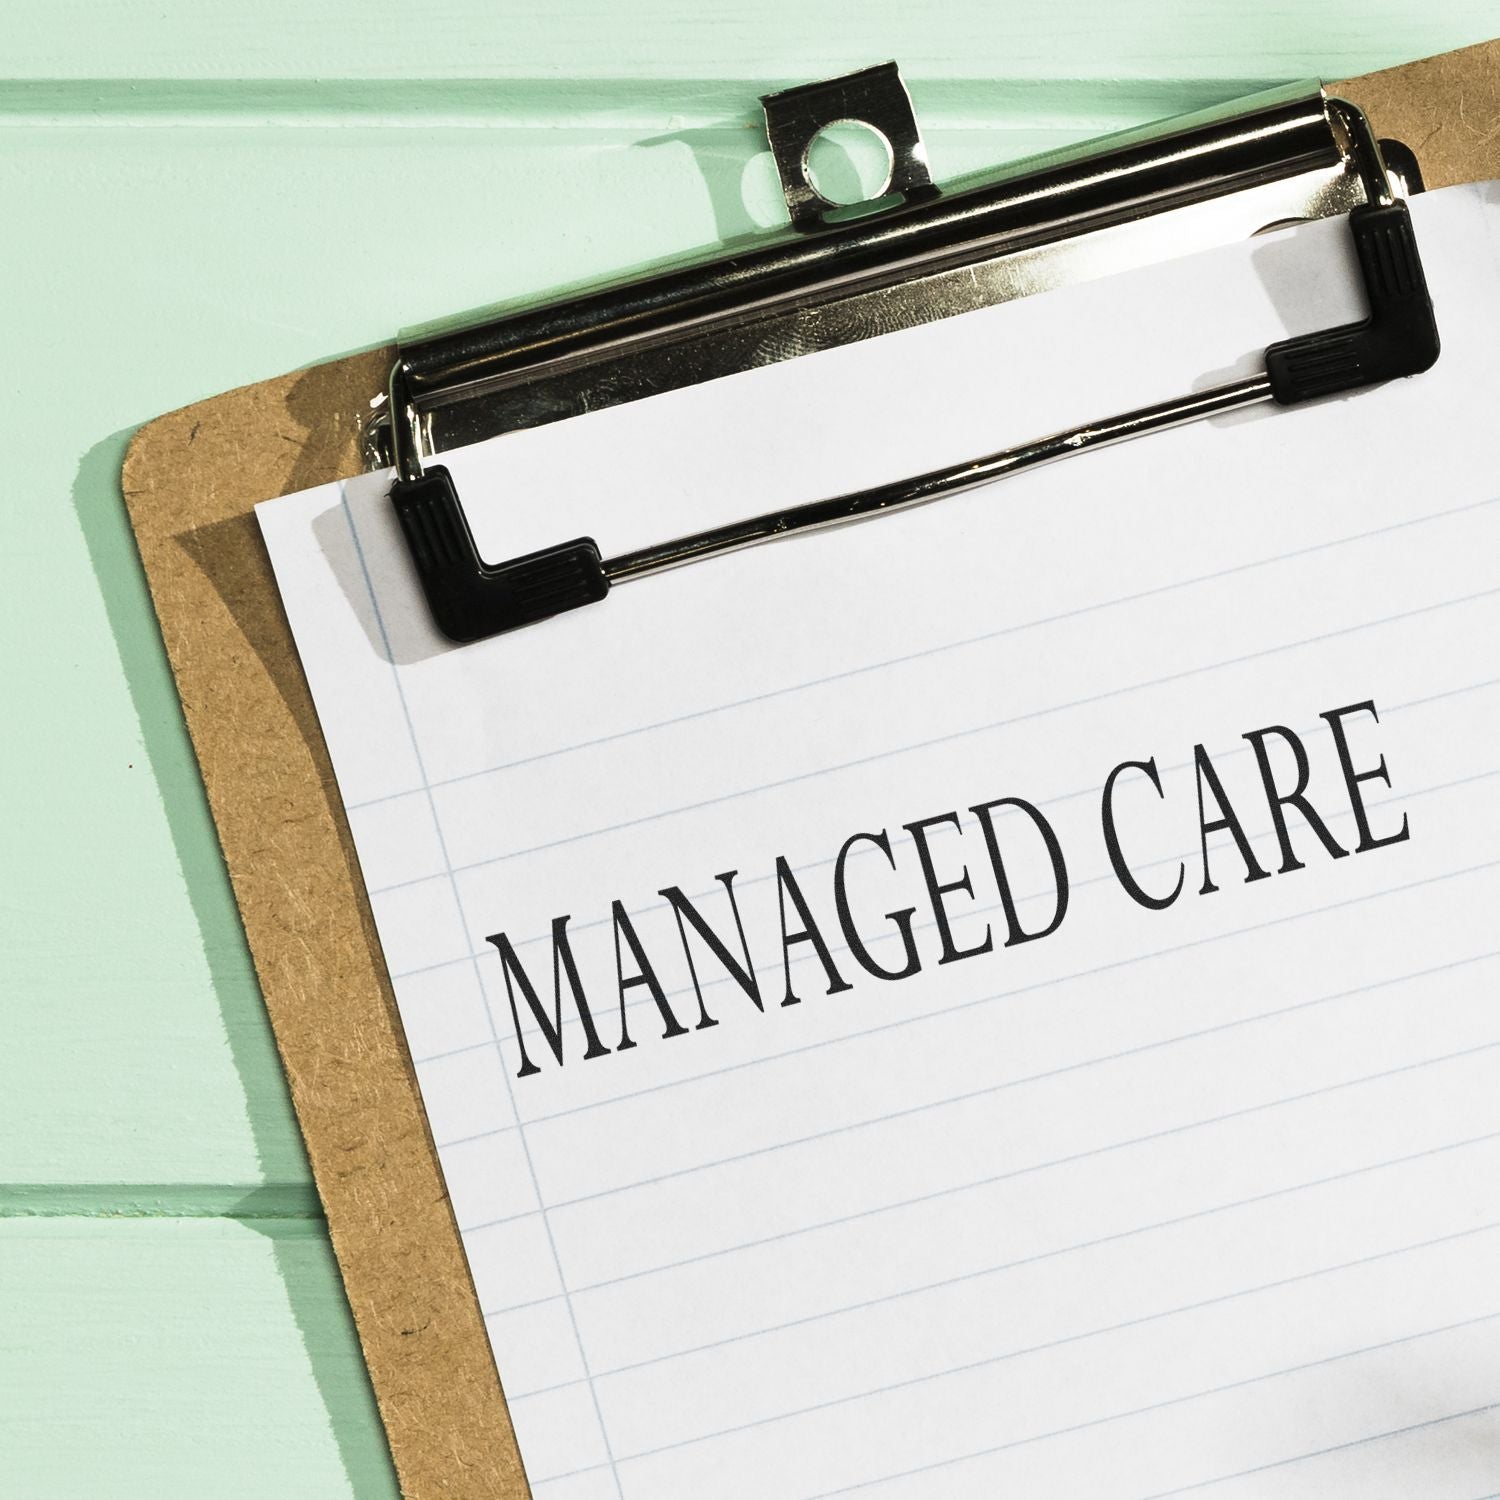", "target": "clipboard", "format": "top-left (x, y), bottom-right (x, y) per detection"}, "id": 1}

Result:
top-left (118, 37), bottom-right (1500, 1499)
